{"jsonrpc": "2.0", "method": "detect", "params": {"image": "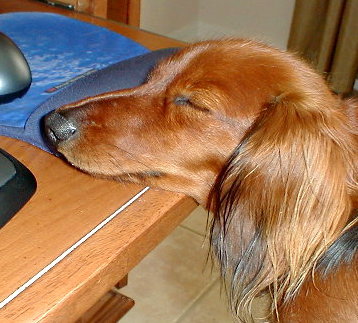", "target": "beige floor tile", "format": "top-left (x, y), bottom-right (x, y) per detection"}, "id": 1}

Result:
top-left (118, 206), bottom-right (271, 323)
top-left (176, 279), bottom-right (233, 323)
top-left (177, 278), bottom-right (271, 323)
top-left (119, 226), bottom-right (218, 323)
top-left (180, 206), bottom-right (210, 237)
